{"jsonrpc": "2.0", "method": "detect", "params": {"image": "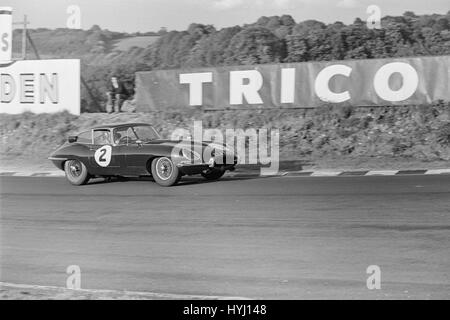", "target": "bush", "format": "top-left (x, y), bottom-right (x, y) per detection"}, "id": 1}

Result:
top-left (1, 102), bottom-right (450, 164)
top-left (436, 123), bottom-right (450, 145)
